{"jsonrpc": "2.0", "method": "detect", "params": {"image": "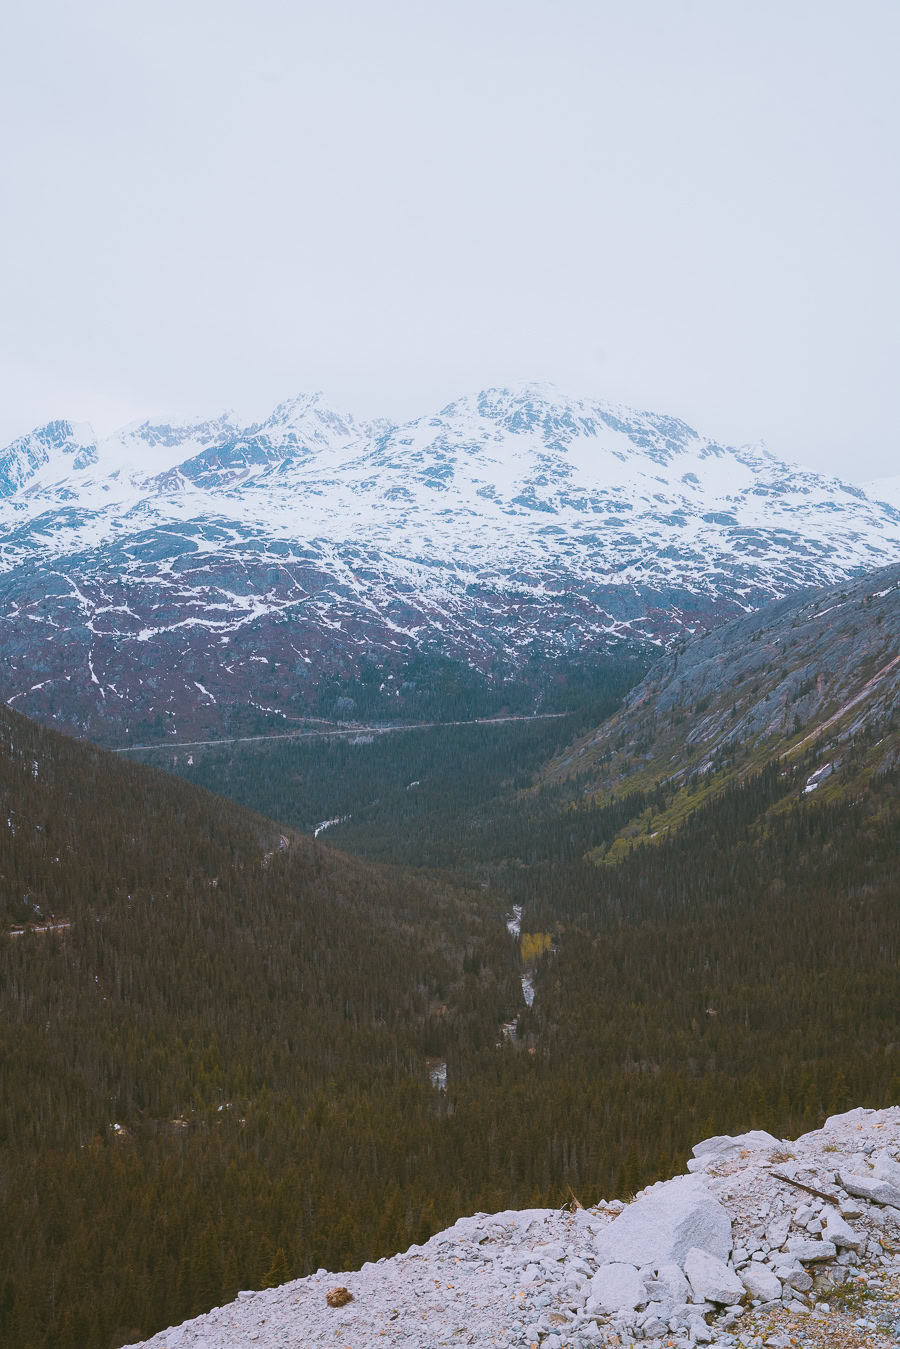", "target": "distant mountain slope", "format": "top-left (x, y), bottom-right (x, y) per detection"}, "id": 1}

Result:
top-left (546, 562), bottom-right (900, 851)
top-left (1, 385), bottom-right (898, 742)
top-left (866, 473), bottom-right (900, 509)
